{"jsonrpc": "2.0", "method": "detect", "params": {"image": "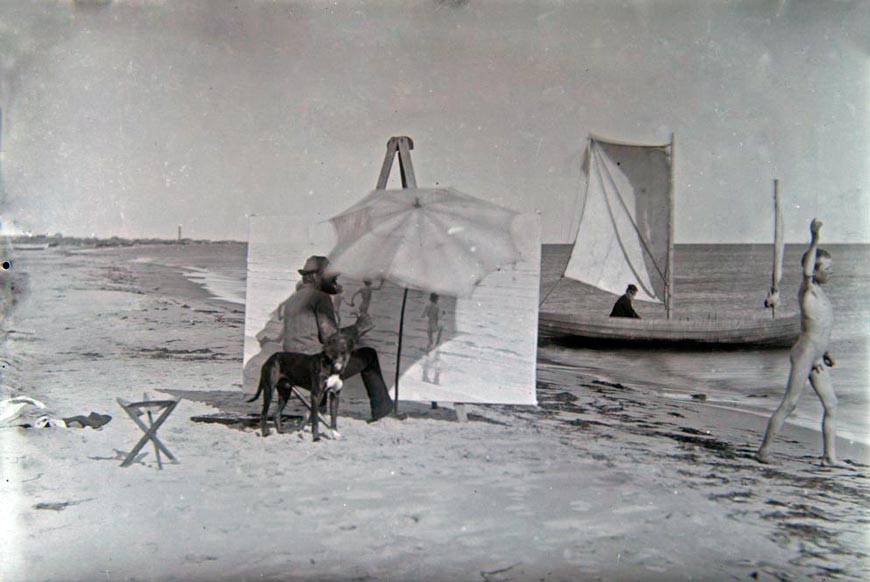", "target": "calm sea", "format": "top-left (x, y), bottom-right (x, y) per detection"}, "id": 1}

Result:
top-left (109, 242), bottom-right (869, 445)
